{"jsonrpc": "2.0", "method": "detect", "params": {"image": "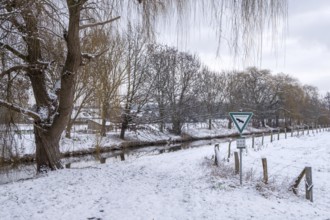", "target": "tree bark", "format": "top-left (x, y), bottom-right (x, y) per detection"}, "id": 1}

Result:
top-left (120, 114), bottom-right (129, 139)
top-left (172, 118), bottom-right (181, 135)
top-left (35, 126), bottom-right (63, 172)
top-left (101, 118), bottom-right (107, 137)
